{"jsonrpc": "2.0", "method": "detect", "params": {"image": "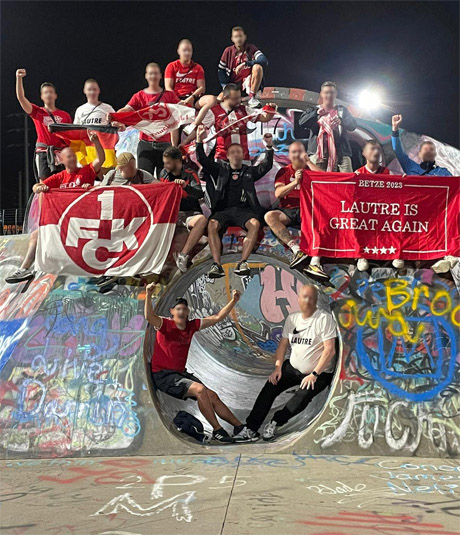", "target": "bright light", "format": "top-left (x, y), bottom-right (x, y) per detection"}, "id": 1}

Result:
top-left (358, 89), bottom-right (382, 110)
